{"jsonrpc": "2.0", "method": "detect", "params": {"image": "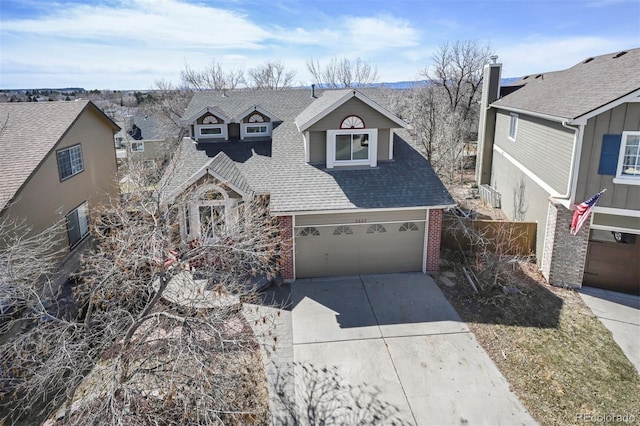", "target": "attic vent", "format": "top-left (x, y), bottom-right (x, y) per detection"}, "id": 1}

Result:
top-left (613, 51), bottom-right (627, 58)
top-left (583, 57), bottom-right (594, 64)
